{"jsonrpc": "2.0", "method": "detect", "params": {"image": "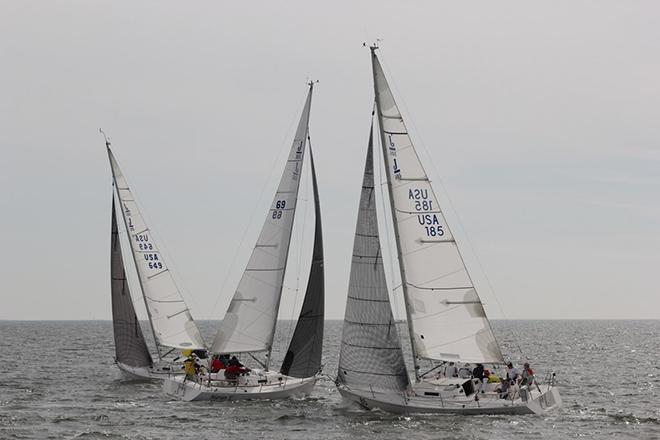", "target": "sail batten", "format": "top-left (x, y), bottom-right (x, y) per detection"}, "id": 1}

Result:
top-left (212, 86), bottom-right (314, 357)
top-left (337, 125), bottom-right (410, 394)
top-left (371, 50), bottom-right (504, 364)
top-left (107, 148), bottom-right (206, 351)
